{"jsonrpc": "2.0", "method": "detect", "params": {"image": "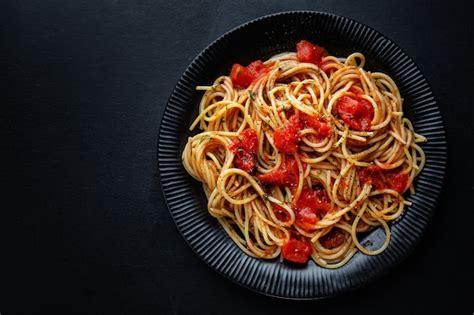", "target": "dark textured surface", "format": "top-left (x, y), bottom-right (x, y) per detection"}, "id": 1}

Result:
top-left (2, 0), bottom-right (472, 313)
top-left (159, 11), bottom-right (447, 300)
